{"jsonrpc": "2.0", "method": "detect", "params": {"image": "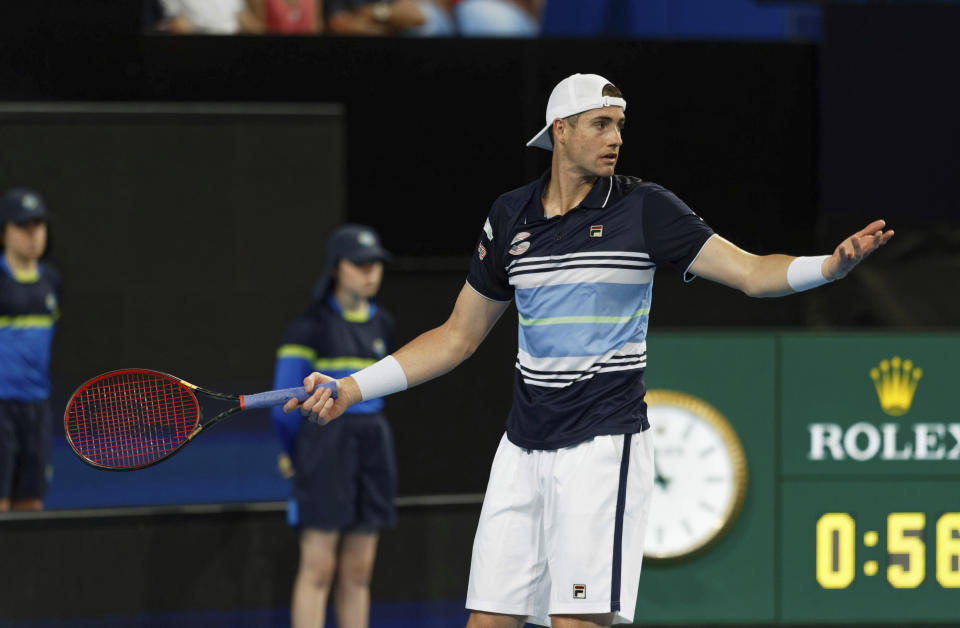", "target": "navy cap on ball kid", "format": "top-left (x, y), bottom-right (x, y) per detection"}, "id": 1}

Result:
top-left (312, 225), bottom-right (392, 300)
top-left (0, 189), bottom-right (50, 225)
